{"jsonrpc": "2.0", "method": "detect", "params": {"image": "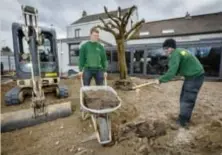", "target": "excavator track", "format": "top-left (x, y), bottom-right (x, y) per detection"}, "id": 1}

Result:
top-left (5, 87), bottom-right (22, 105)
